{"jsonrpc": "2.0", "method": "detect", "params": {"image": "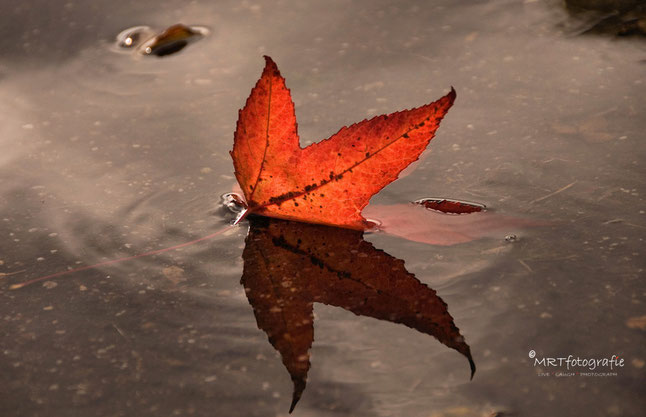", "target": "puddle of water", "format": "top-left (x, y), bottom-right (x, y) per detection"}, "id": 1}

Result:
top-left (1, 1), bottom-right (645, 416)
